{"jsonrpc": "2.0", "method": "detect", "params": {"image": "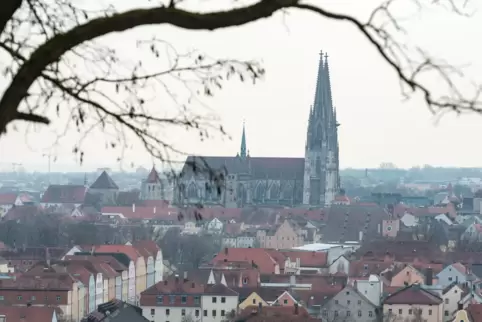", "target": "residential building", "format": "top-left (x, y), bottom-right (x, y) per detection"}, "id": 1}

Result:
top-left (40, 184), bottom-right (87, 209)
top-left (235, 304), bottom-right (321, 322)
top-left (320, 285), bottom-right (378, 322)
top-left (139, 275), bottom-right (239, 322)
top-left (82, 298), bottom-right (149, 322)
top-left (383, 284), bottom-right (443, 322)
top-left (422, 283), bottom-right (464, 321)
top-left (256, 220), bottom-right (304, 249)
top-left (436, 262), bottom-right (468, 287)
top-left (390, 266), bottom-right (435, 287)
top-left (0, 306), bottom-right (58, 322)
